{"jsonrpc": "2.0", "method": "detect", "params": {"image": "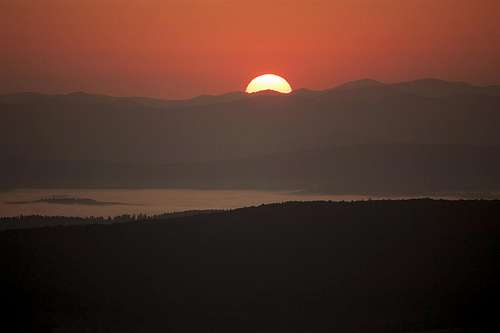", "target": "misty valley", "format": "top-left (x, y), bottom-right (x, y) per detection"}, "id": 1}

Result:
top-left (3, 188), bottom-right (499, 221)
